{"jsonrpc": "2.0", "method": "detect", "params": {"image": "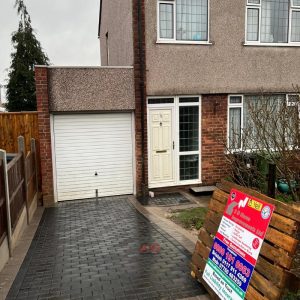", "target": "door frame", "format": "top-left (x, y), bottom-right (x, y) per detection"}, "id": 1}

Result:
top-left (147, 95), bottom-right (202, 188)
